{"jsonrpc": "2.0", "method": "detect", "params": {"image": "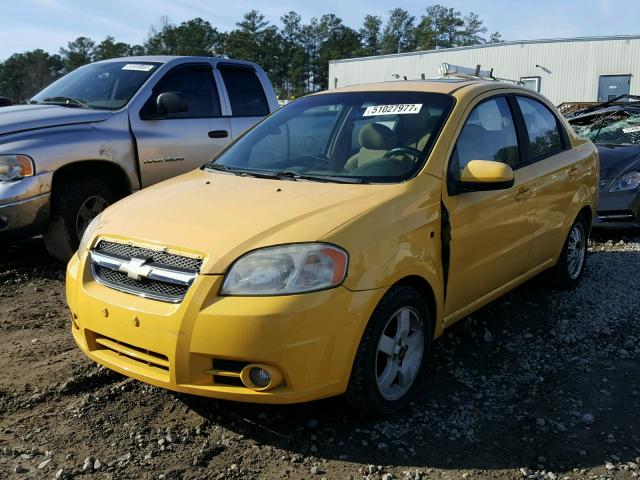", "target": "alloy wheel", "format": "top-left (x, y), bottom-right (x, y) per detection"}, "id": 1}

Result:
top-left (375, 306), bottom-right (424, 401)
top-left (567, 222), bottom-right (586, 279)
